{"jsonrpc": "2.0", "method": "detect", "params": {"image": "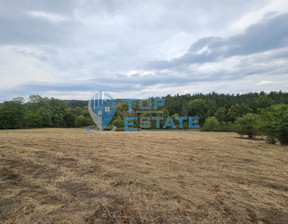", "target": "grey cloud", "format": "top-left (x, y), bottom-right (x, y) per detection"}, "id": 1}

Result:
top-left (147, 13), bottom-right (288, 69)
top-left (0, 0), bottom-right (287, 102)
top-left (11, 52), bottom-right (288, 94)
top-left (0, 15), bottom-right (80, 45)
top-left (1, 51), bottom-right (287, 102)
top-left (0, 0), bottom-right (81, 45)
top-left (0, 0), bottom-right (76, 16)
